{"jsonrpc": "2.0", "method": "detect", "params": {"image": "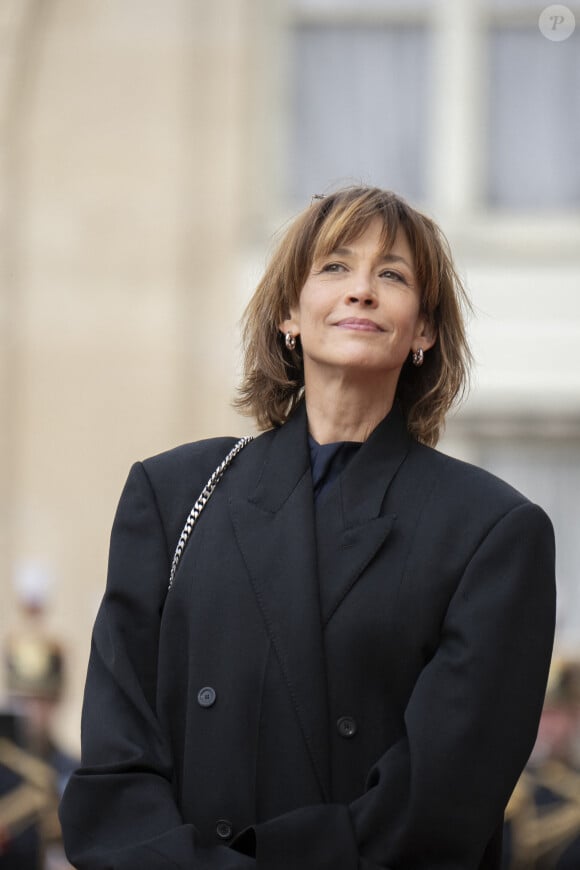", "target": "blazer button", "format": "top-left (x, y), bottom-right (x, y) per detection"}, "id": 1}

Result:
top-left (197, 686), bottom-right (216, 708)
top-left (216, 819), bottom-right (233, 840)
top-left (336, 716), bottom-right (357, 738)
